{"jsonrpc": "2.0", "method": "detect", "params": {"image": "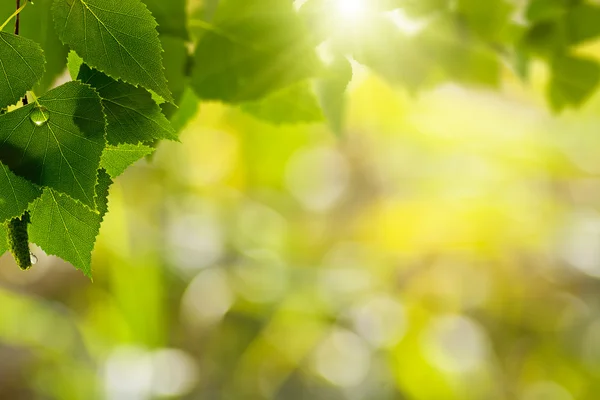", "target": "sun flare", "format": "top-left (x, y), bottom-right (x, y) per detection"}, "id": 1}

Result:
top-left (336, 0), bottom-right (368, 22)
